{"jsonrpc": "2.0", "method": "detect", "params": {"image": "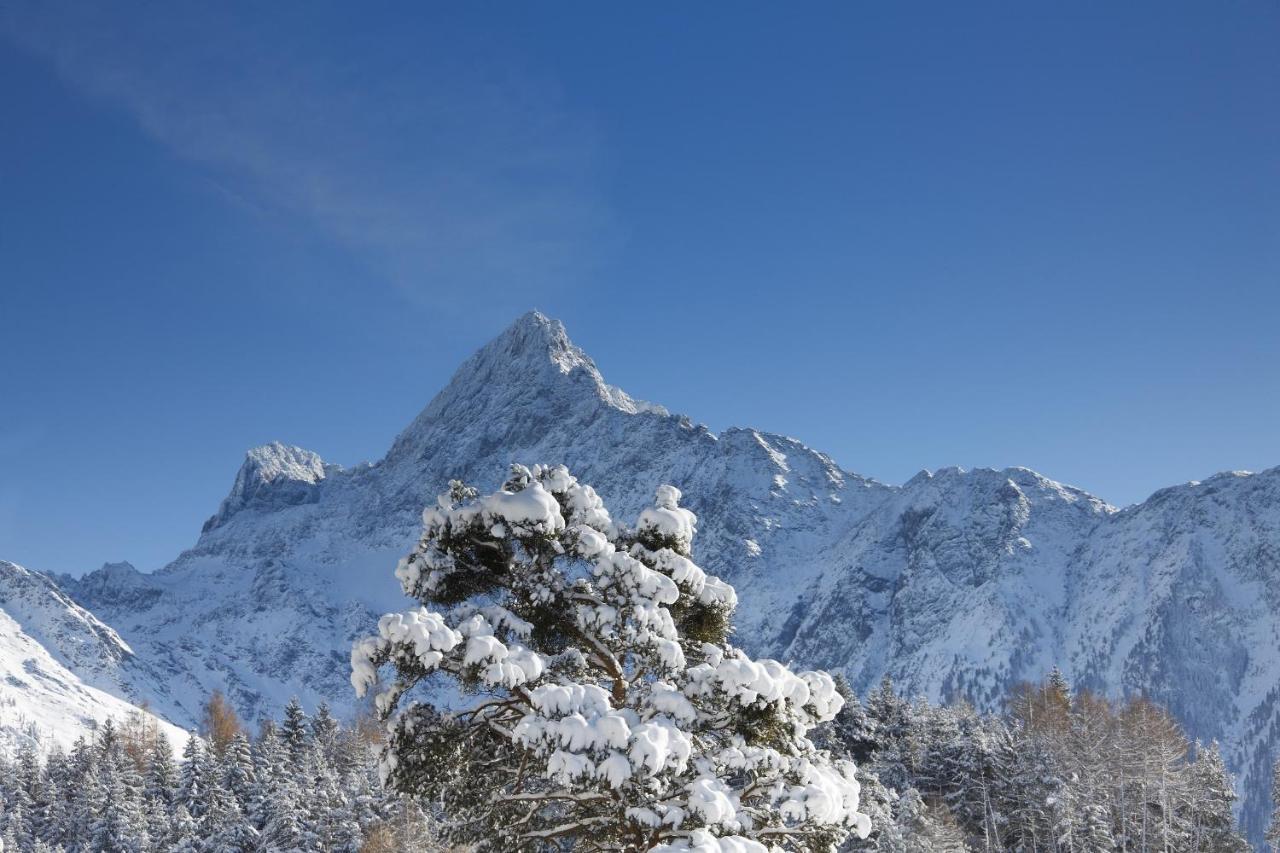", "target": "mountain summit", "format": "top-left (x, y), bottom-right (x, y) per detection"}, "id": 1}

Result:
top-left (28, 312), bottom-right (1280, 841)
